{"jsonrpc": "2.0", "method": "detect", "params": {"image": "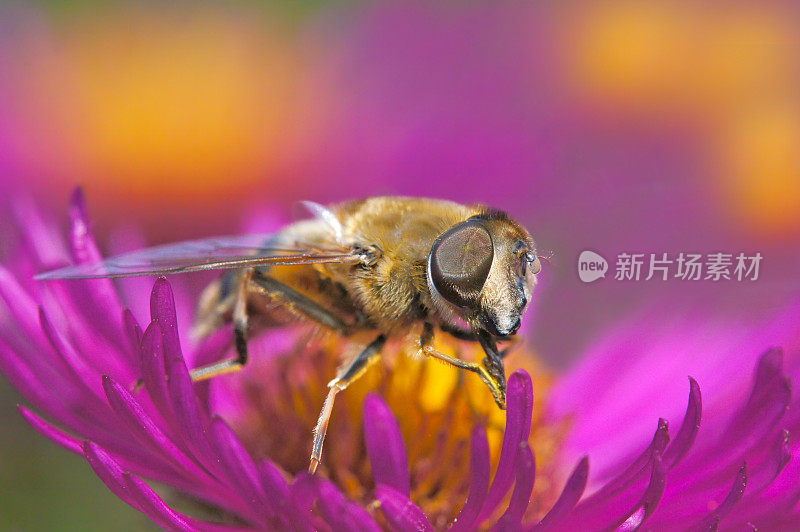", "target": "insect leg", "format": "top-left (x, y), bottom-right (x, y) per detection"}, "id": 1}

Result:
top-left (190, 271), bottom-right (252, 381)
top-left (476, 331), bottom-right (507, 404)
top-left (419, 323), bottom-right (507, 409)
top-left (190, 269), bottom-right (355, 383)
top-left (192, 271), bottom-right (238, 340)
top-left (309, 334), bottom-right (386, 474)
top-left (249, 270), bottom-right (352, 335)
